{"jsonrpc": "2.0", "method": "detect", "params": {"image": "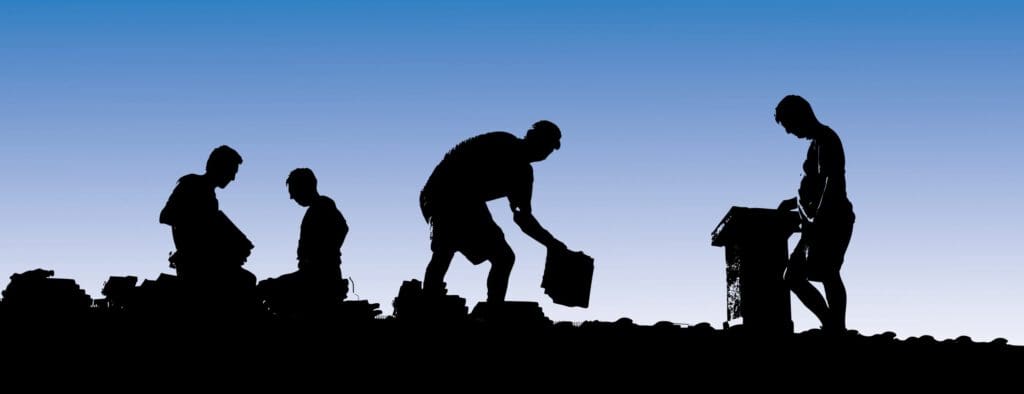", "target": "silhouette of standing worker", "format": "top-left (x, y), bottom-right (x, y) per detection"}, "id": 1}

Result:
top-left (775, 95), bottom-right (856, 333)
top-left (159, 145), bottom-right (256, 304)
top-left (420, 120), bottom-right (570, 303)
